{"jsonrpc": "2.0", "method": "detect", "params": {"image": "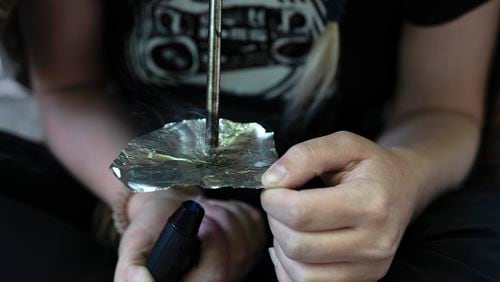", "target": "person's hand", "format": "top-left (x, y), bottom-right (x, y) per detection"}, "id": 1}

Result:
top-left (261, 131), bottom-right (422, 281)
top-left (114, 188), bottom-right (266, 282)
